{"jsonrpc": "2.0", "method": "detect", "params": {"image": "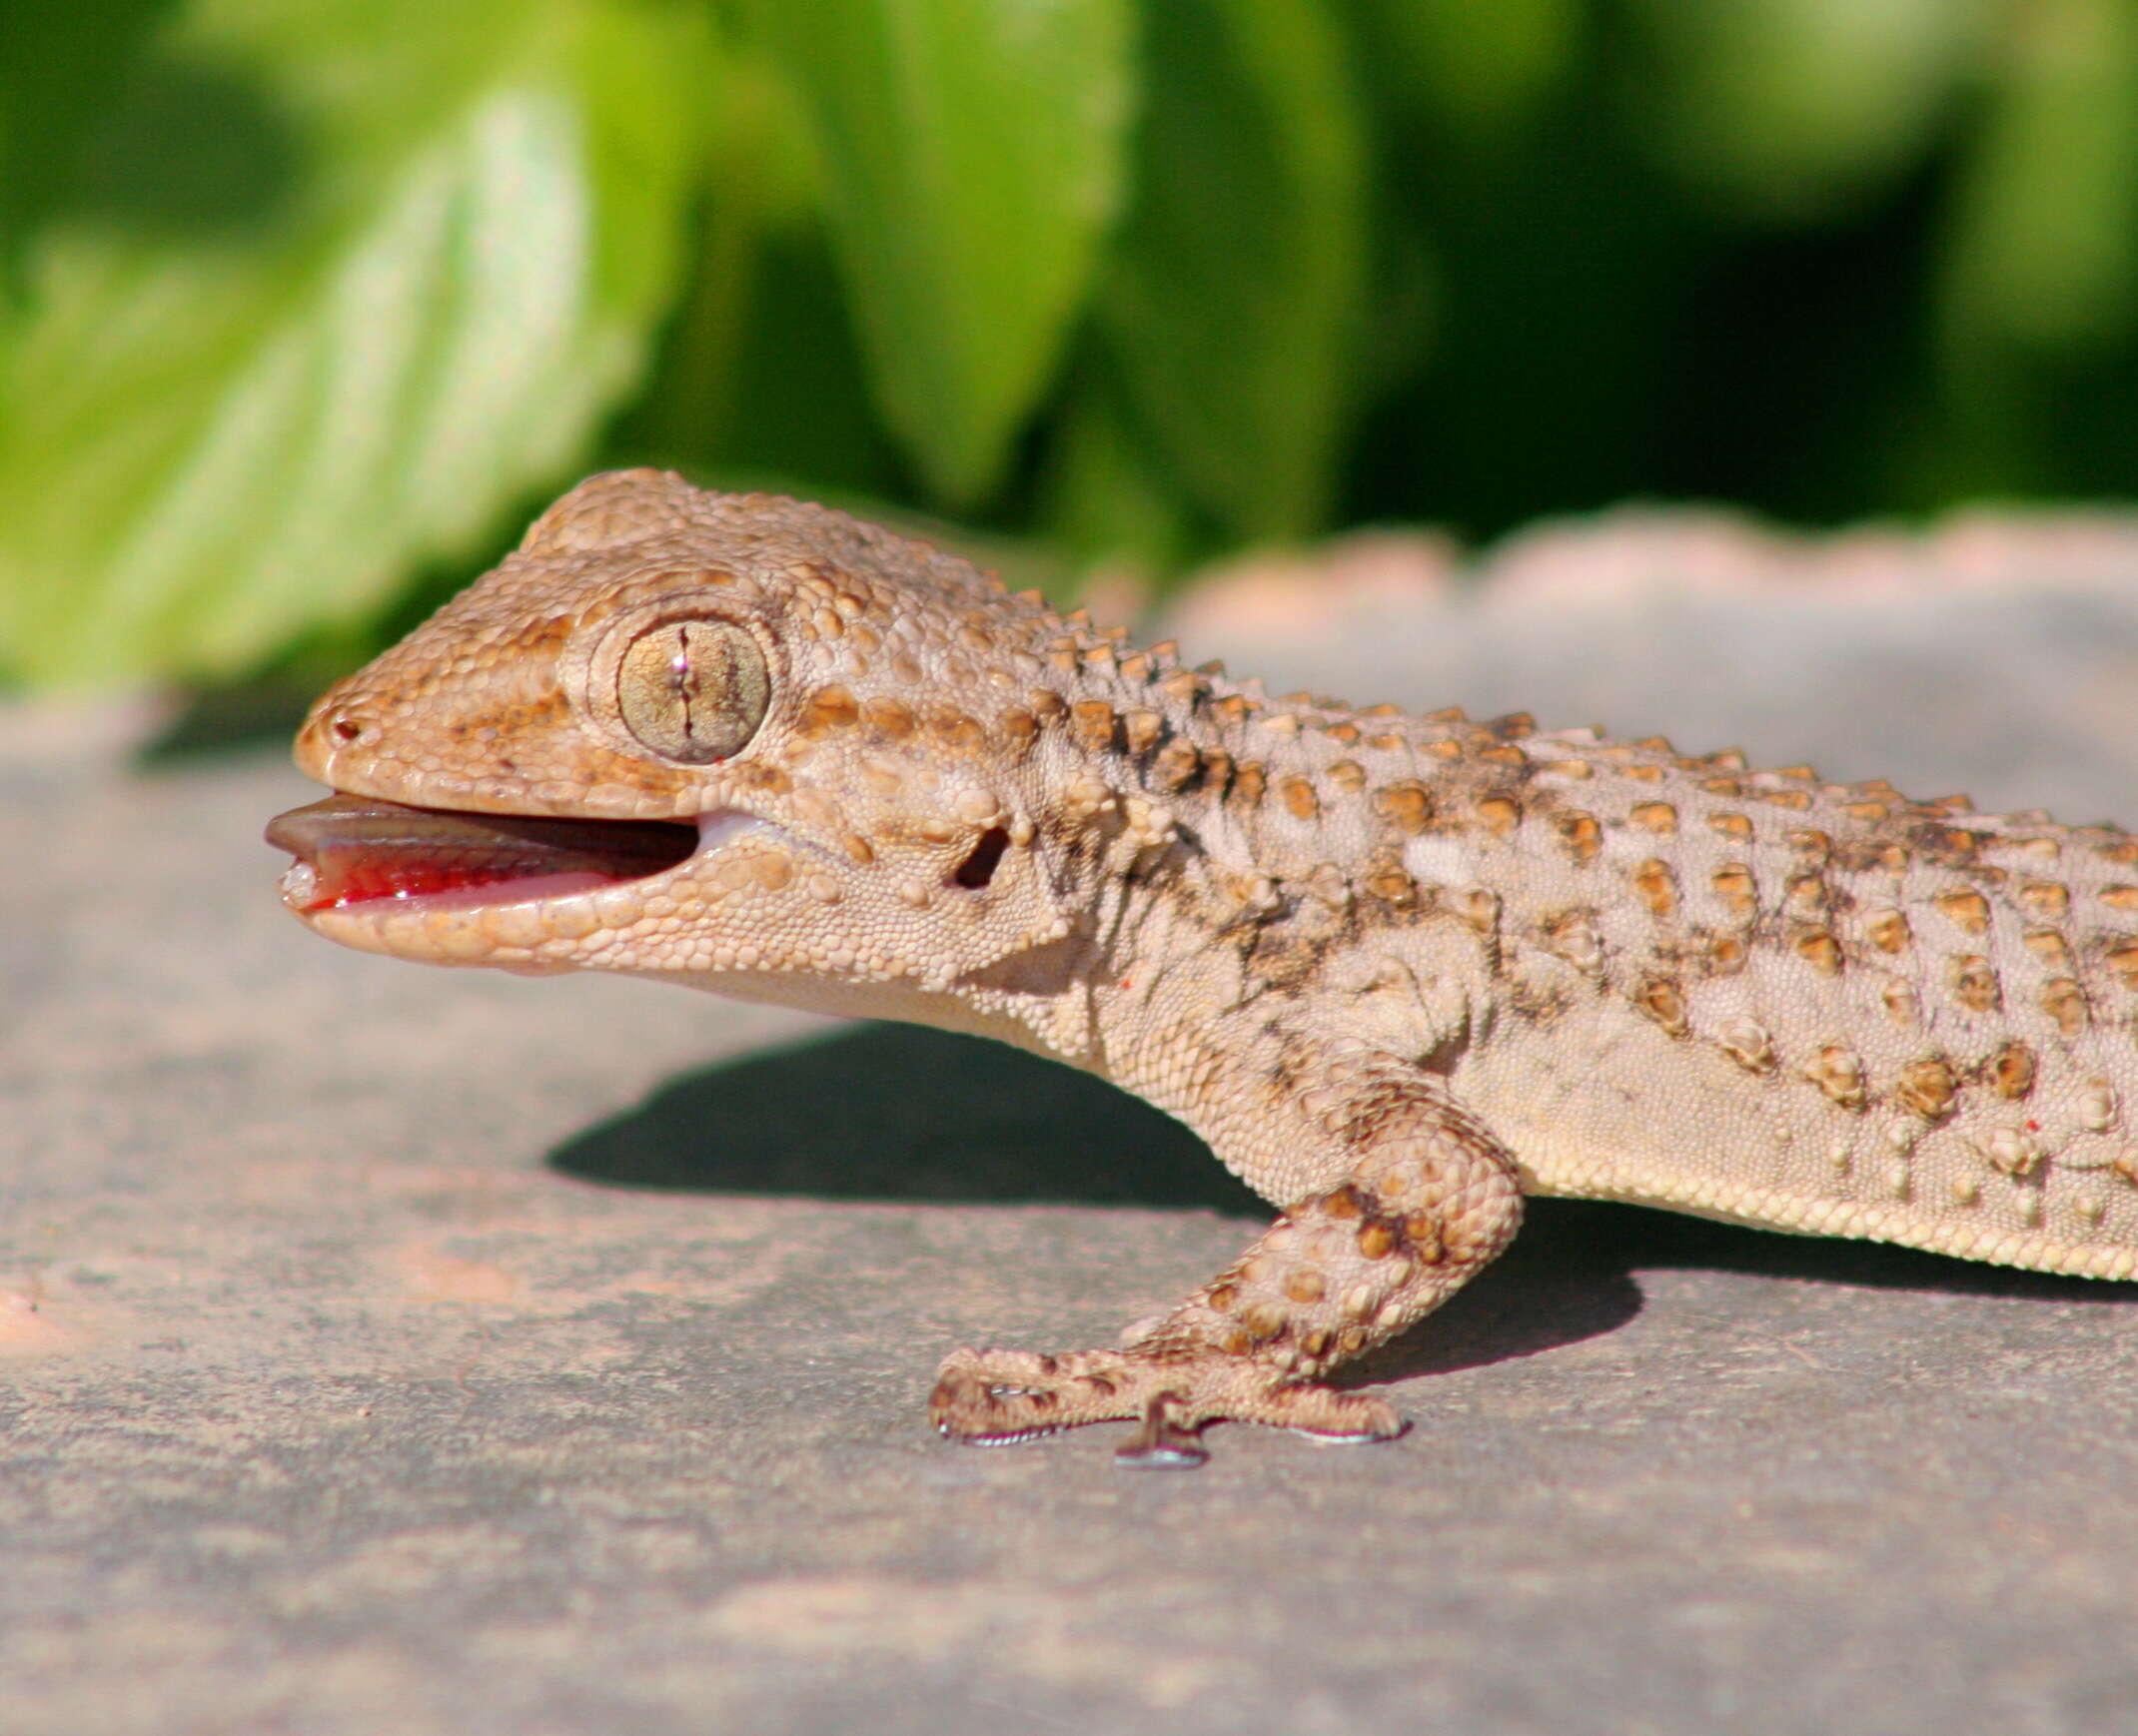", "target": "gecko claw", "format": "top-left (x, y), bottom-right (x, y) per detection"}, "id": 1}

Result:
top-left (1113, 1390), bottom-right (1209, 1469)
